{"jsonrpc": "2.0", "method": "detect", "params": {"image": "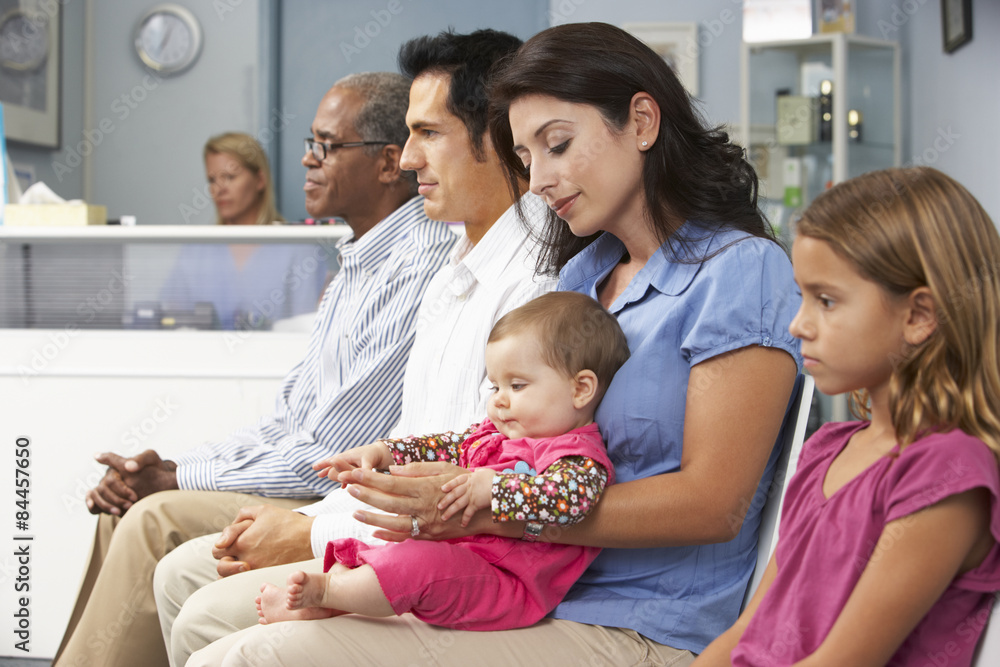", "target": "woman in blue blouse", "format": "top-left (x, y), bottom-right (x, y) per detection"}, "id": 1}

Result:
top-left (192, 23), bottom-right (801, 665)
